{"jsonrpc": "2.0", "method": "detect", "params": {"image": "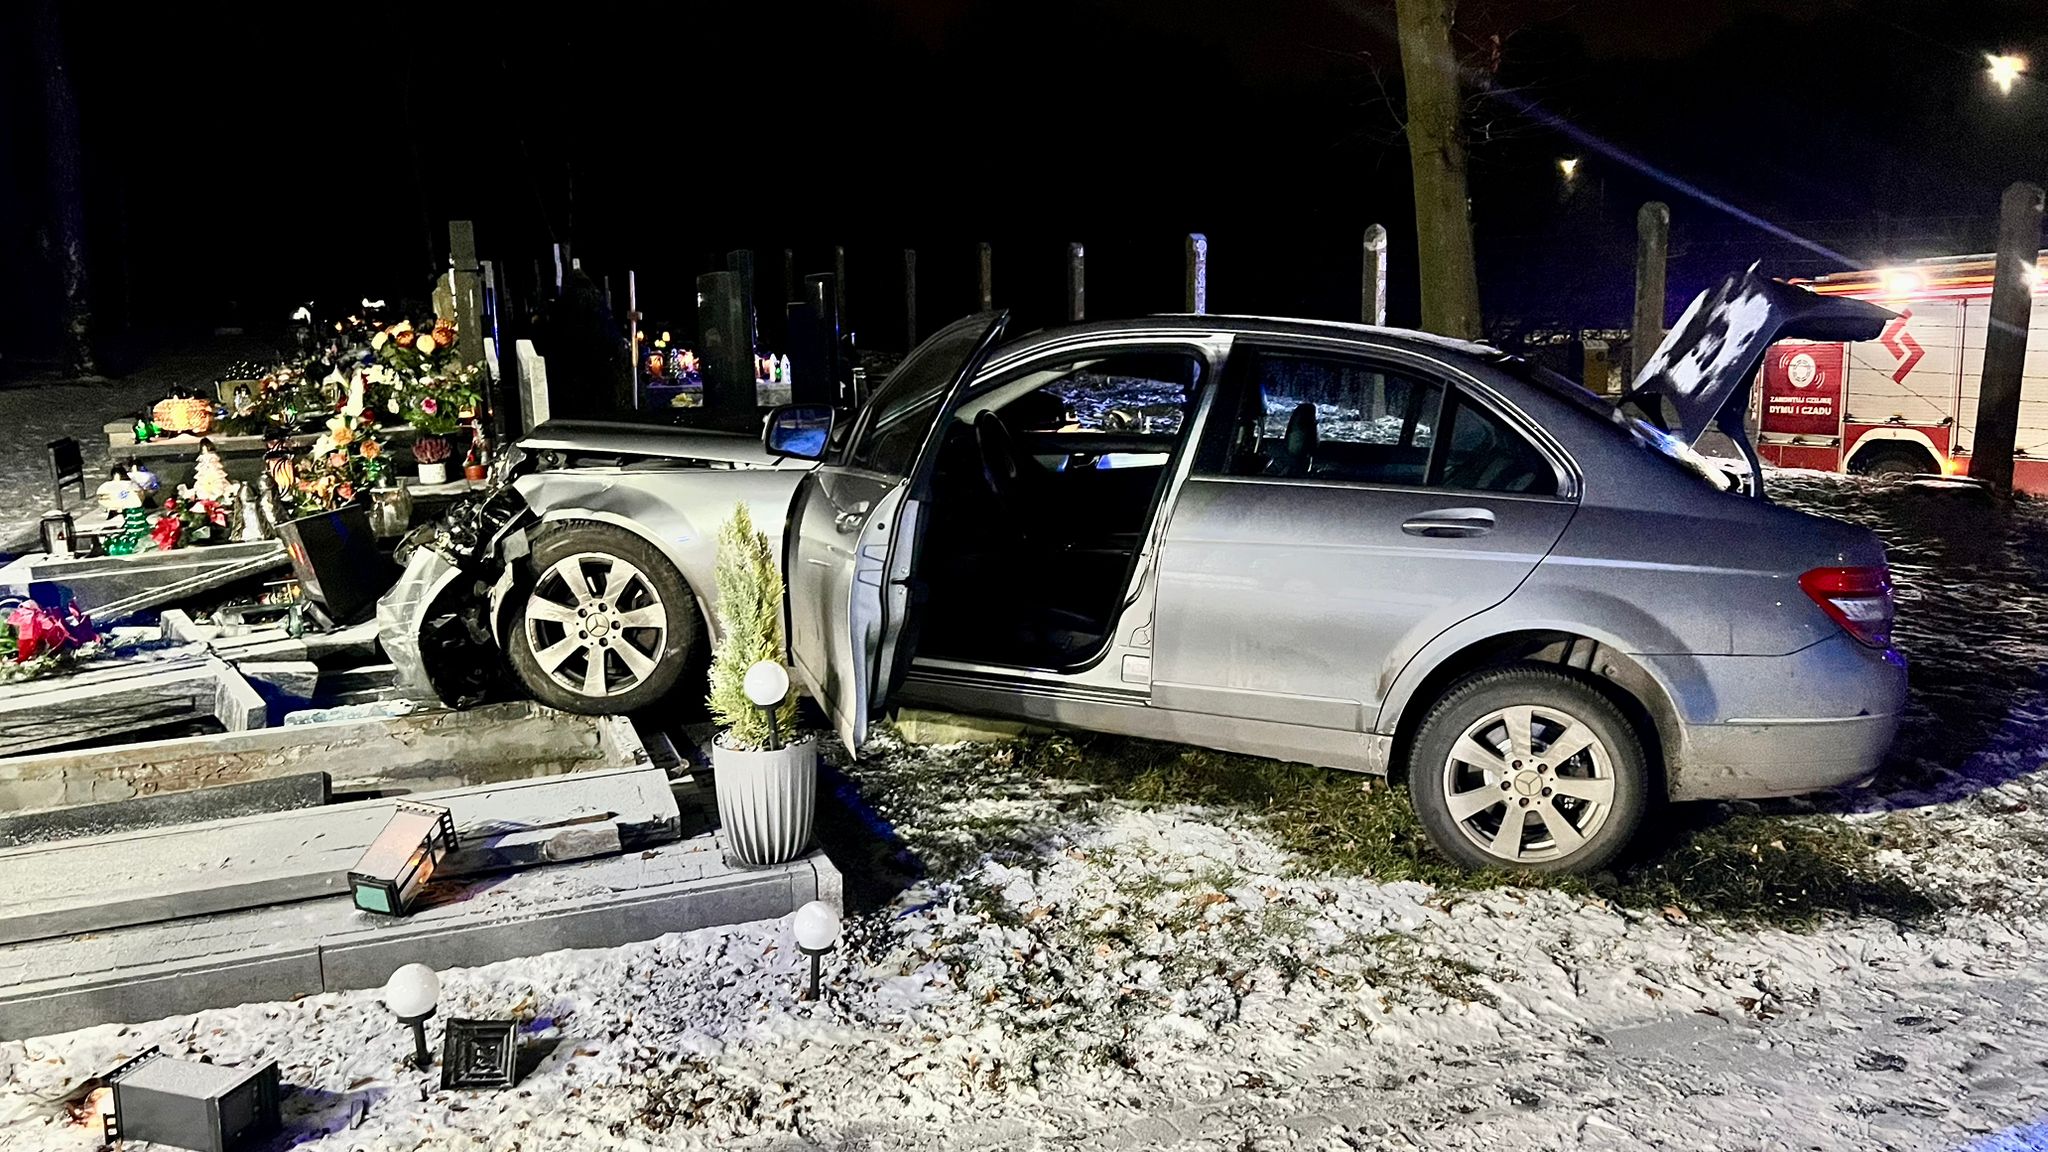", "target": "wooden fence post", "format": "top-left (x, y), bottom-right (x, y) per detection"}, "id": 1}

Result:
top-left (1185, 233), bottom-right (1208, 314)
top-left (1362, 225), bottom-right (1388, 325)
top-left (1067, 242), bottom-right (1085, 322)
top-left (903, 248), bottom-right (918, 346)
